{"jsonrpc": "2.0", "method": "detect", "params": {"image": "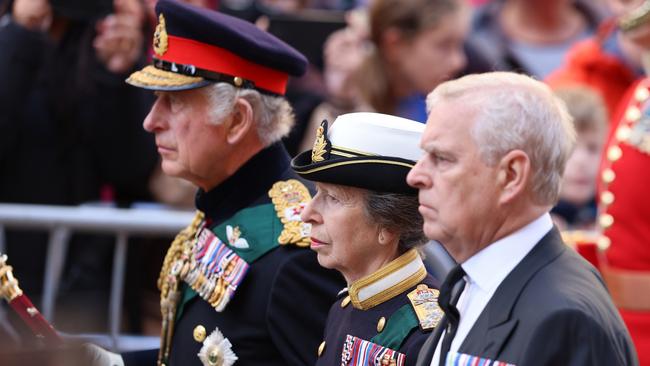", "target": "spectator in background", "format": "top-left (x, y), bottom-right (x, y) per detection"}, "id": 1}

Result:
top-left (353, 0), bottom-right (468, 122)
top-left (546, 0), bottom-right (650, 120)
top-left (470, 0), bottom-right (605, 79)
top-left (0, 0), bottom-right (157, 333)
top-left (299, 0), bottom-right (469, 152)
top-left (551, 86), bottom-right (607, 231)
top-left (589, 1), bottom-right (650, 362)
